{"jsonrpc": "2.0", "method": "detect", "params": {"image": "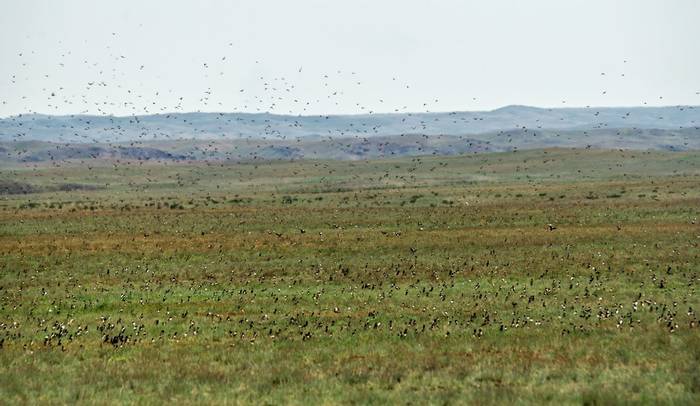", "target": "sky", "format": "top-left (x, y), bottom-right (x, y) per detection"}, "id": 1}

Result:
top-left (1, 0), bottom-right (699, 117)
